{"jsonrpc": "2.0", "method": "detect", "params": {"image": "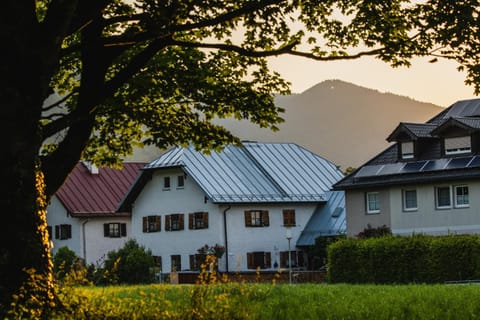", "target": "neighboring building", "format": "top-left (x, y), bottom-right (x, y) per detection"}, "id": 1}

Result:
top-left (47, 161), bottom-right (145, 265)
top-left (333, 98), bottom-right (480, 237)
top-left (118, 142), bottom-right (346, 273)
